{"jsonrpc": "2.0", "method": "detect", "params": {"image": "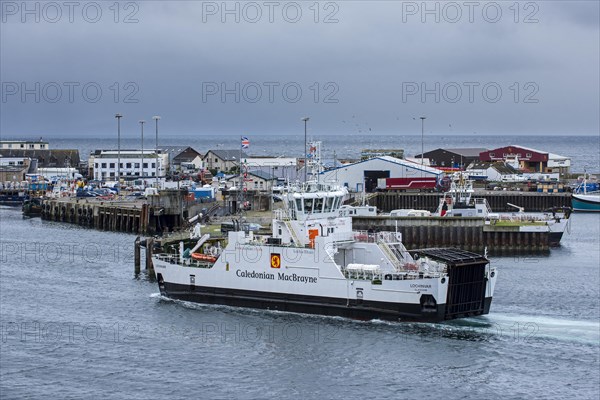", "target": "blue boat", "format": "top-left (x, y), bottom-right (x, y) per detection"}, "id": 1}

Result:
top-left (572, 174), bottom-right (600, 212)
top-left (572, 193), bottom-right (600, 212)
